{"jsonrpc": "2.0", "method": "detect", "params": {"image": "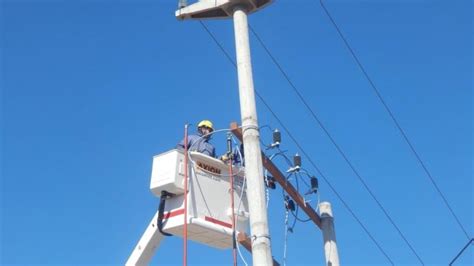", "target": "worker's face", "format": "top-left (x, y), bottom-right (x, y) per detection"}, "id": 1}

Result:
top-left (199, 126), bottom-right (212, 137)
